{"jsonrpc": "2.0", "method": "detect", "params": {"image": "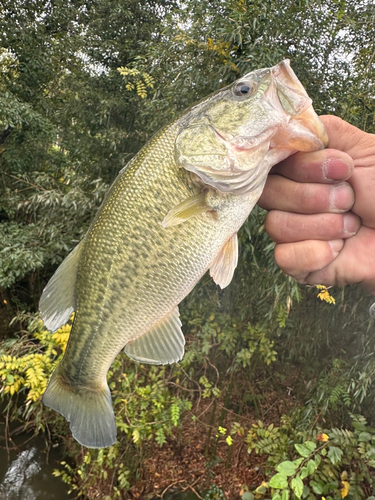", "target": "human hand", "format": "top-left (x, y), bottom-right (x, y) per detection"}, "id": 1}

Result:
top-left (258, 115), bottom-right (375, 295)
